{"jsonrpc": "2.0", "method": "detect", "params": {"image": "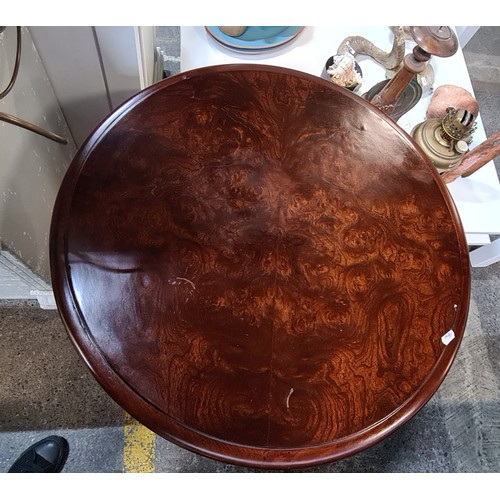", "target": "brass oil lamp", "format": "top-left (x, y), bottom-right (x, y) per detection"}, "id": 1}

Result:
top-left (411, 107), bottom-right (477, 172)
